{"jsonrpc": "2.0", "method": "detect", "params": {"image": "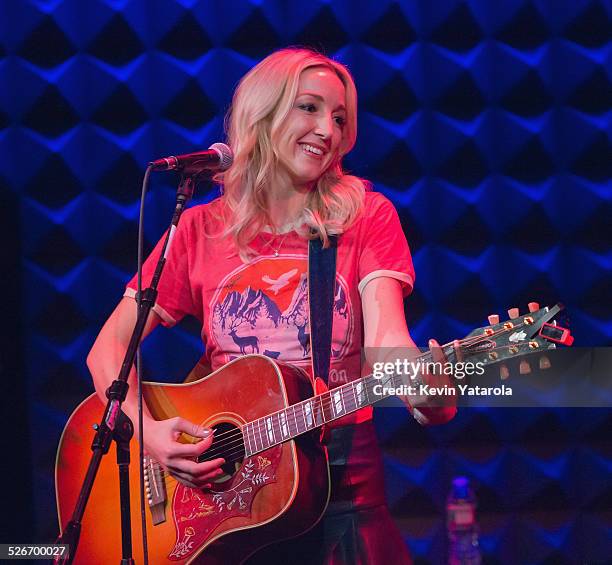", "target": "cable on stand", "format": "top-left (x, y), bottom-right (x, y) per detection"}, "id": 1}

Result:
top-left (53, 171), bottom-right (201, 565)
